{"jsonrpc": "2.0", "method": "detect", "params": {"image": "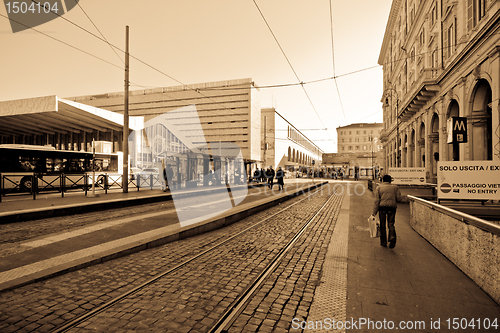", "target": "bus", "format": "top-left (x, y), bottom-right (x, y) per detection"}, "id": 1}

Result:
top-left (0, 144), bottom-right (122, 194)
